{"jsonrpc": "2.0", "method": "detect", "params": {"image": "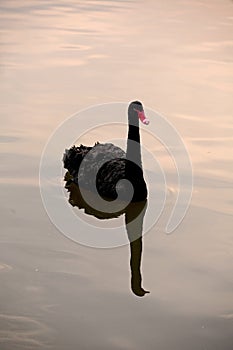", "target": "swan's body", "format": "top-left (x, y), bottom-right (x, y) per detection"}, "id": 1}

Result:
top-left (63, 101), bottom-right (149, 202)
